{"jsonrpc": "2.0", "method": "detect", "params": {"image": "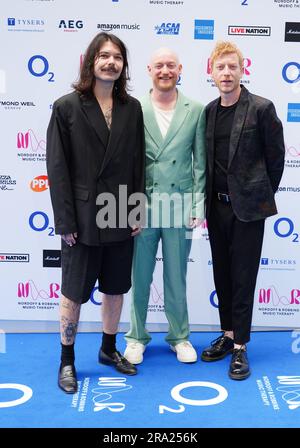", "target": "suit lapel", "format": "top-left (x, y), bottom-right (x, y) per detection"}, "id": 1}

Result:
top-left (142, 94), bottom-right (164, 150)
top-left (99, 96), bottom-right (129, 175)
top-left (81, 94), bottom-right (109, 149)
top-left (228, 86), bottom-right (249, 168)
top-left (160, 91), bottom-right (189, 155)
